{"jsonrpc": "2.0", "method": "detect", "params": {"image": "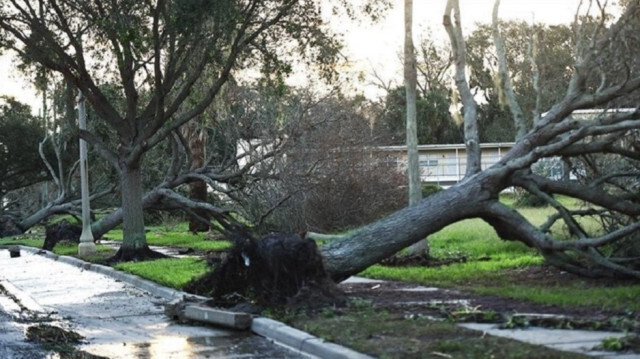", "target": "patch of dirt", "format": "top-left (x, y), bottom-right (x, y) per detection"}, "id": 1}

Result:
top-left (380, 254), bottom-right (470, 267)
top-left (338, 264), bottom-right (640, 331)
